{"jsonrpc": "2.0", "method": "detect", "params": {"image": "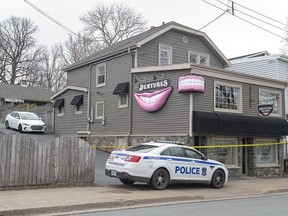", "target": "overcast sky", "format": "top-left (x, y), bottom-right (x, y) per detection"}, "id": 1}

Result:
top-left (1, 0), bottom-right (288, 58)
